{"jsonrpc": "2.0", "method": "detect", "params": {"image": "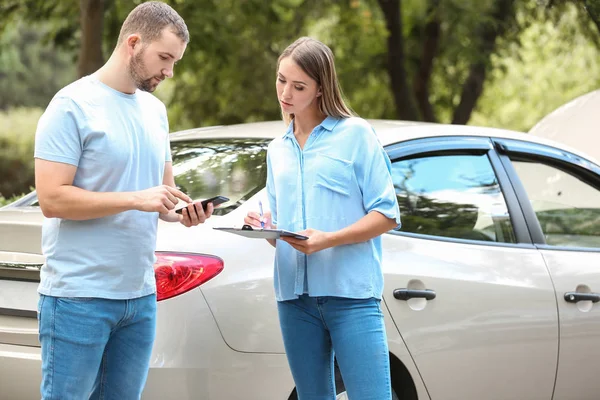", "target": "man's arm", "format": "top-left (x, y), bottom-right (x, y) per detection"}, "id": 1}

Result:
top-left (35, 159), bottom-right (191, 220)
top-left (162, 161), bottom-right (176, 188)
